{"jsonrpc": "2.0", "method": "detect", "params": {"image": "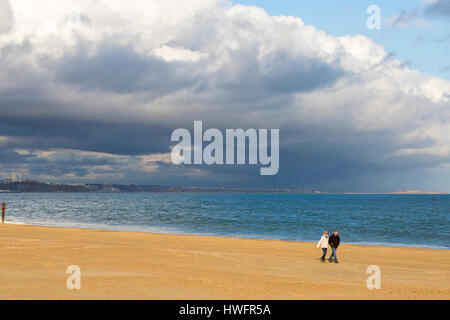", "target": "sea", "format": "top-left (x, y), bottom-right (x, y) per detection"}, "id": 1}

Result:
top-left (1, 193), bottom-right (449, 249)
